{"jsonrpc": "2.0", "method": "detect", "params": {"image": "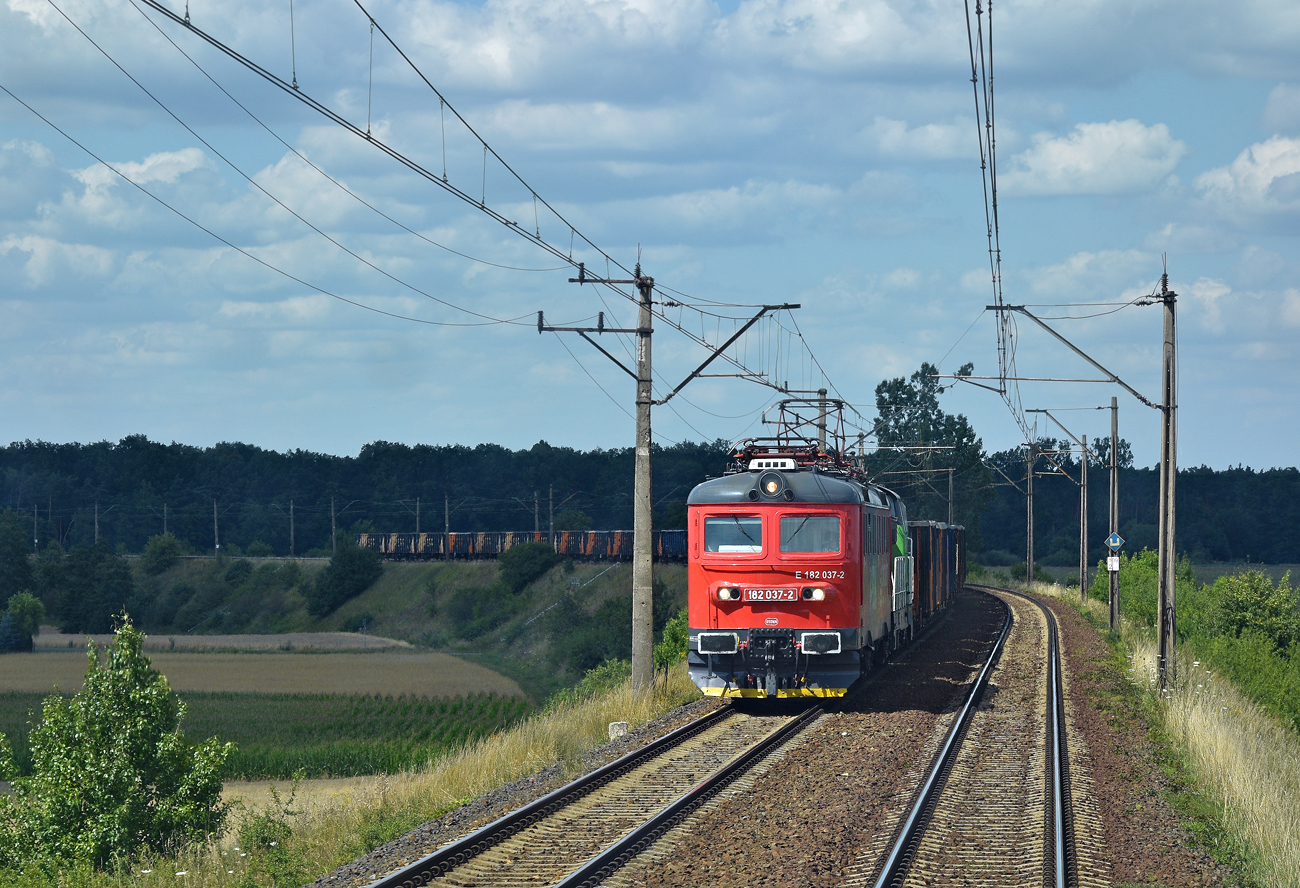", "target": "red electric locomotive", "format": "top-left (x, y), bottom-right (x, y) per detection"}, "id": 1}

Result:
top-left (686, 442), bottom-right (963, 699)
